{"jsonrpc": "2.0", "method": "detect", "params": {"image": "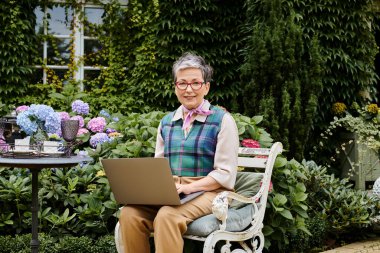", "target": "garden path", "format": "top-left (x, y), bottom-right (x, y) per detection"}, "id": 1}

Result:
top-left (321, 237), bottom-right (380, 253)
